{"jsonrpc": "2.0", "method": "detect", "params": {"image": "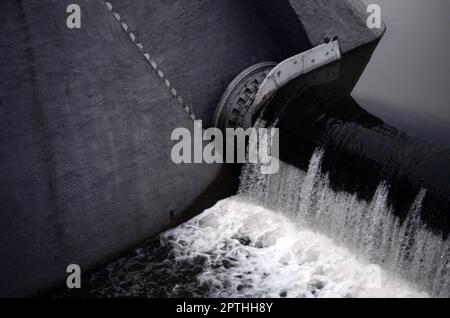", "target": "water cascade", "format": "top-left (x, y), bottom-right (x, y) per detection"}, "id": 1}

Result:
top-left (239, 149), bottom-right (450, 297)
